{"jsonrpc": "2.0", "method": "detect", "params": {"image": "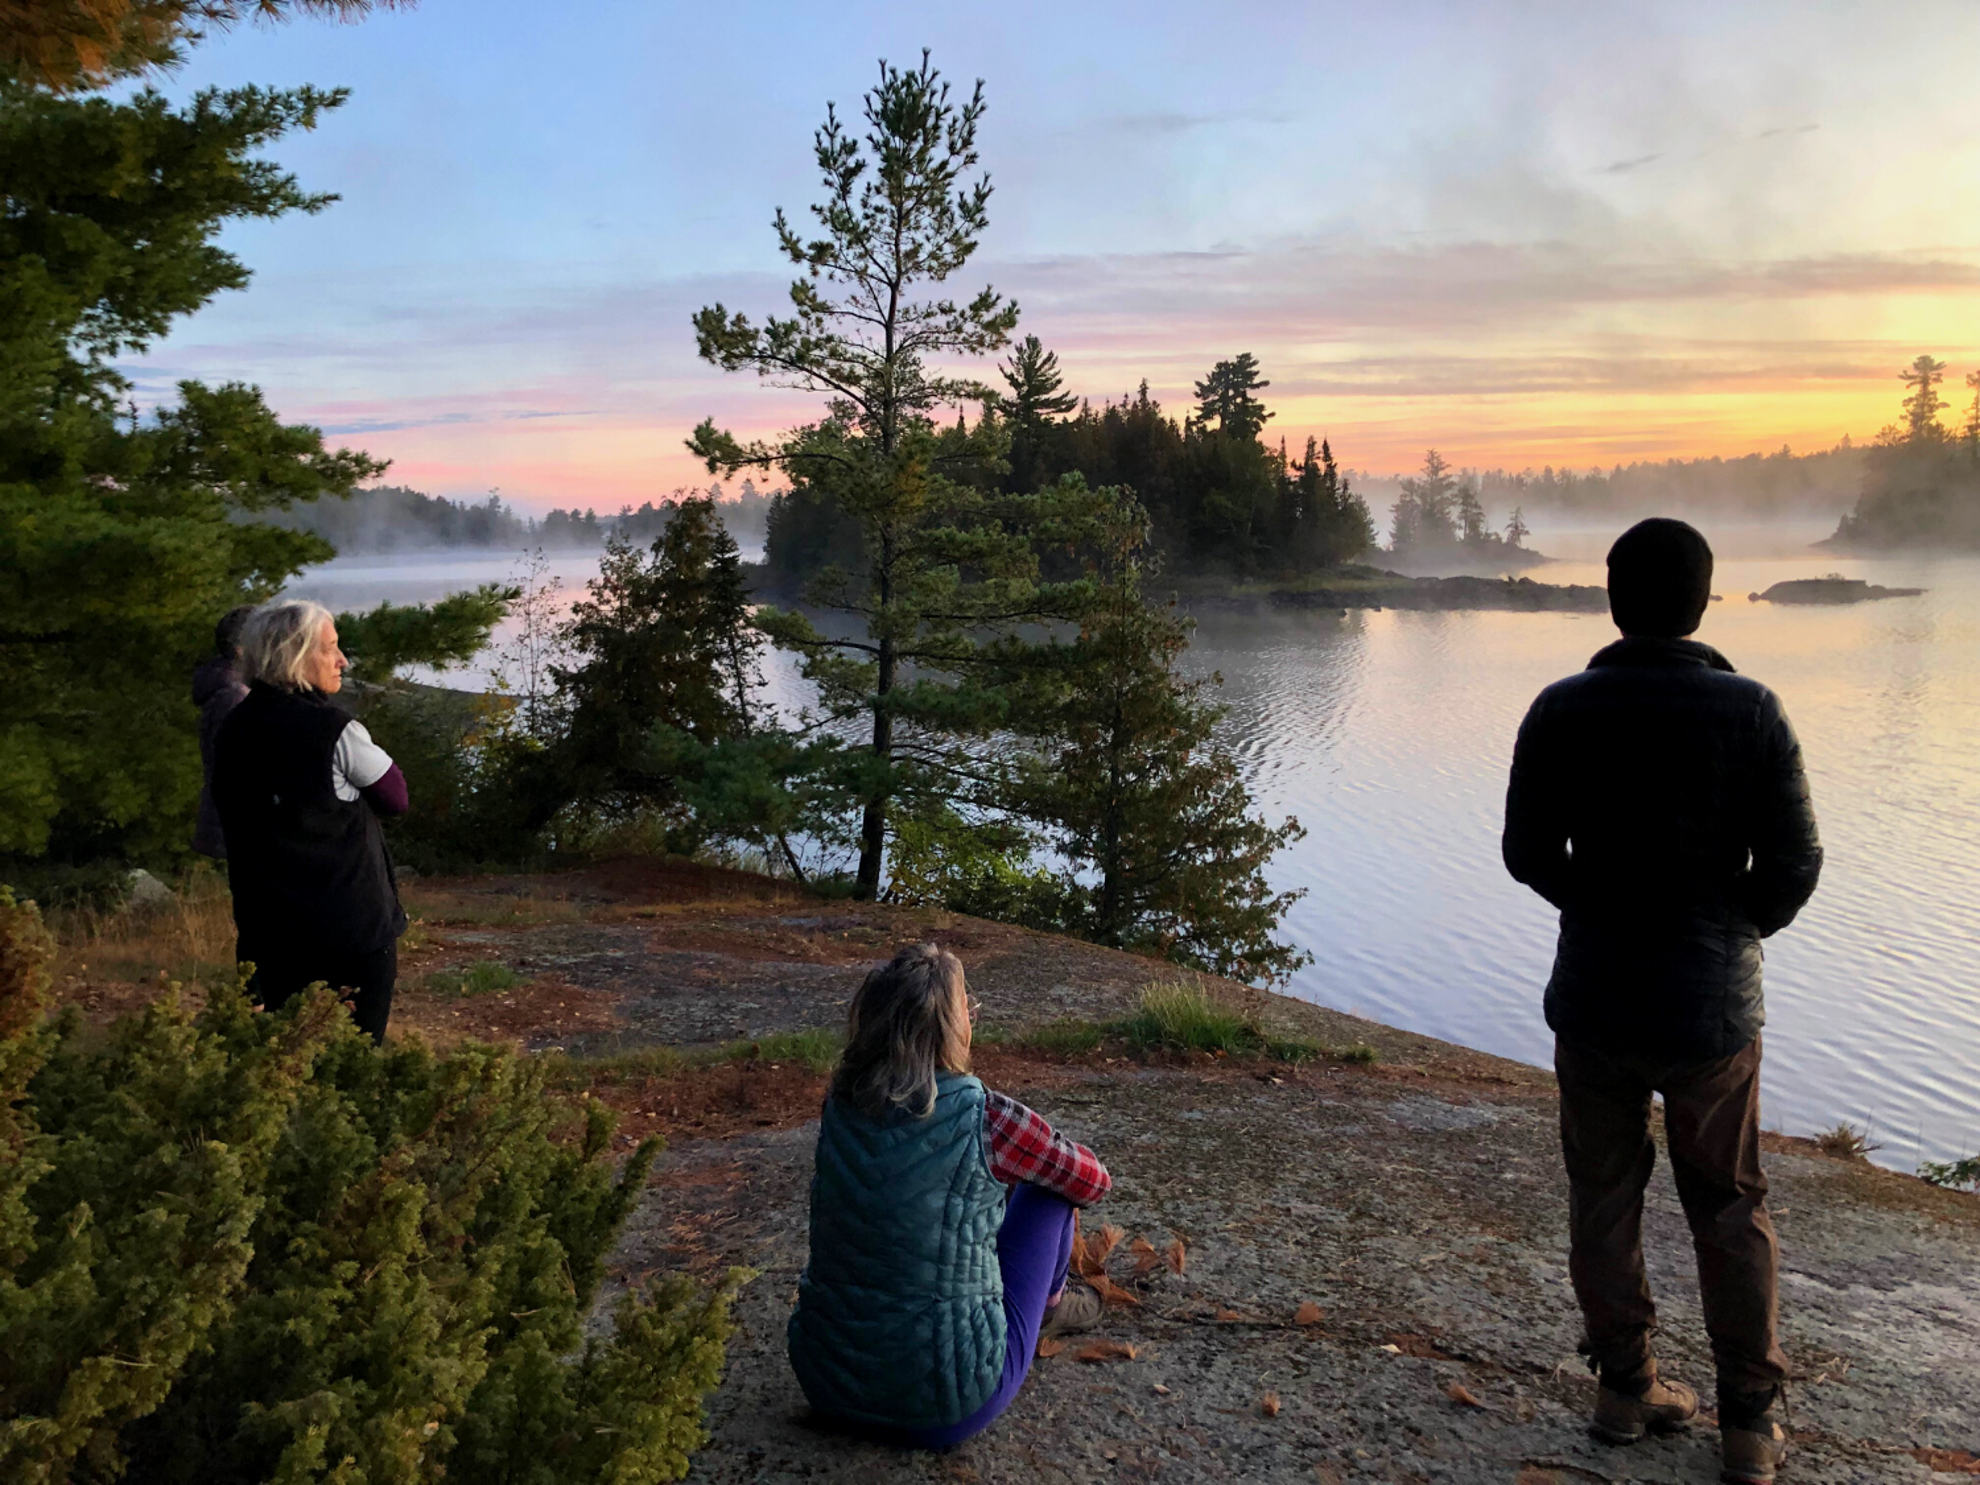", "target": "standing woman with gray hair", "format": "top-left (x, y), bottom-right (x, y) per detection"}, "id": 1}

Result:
top-left (212, 599), bottom-right (410, 1041)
